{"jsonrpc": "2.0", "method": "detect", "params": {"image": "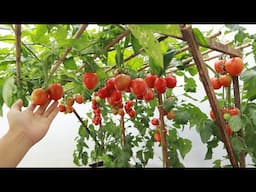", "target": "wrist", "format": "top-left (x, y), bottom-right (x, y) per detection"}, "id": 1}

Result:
top-left (6, 128), bottom-right (34, 149)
